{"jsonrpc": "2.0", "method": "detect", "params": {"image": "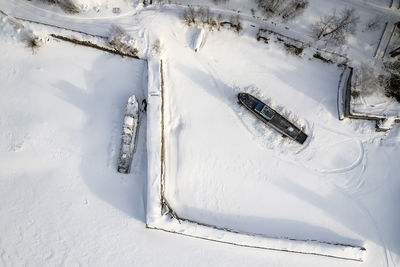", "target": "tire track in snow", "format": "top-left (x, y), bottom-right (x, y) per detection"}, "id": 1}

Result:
top-left (299, 124), bottom-right (365, 174)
